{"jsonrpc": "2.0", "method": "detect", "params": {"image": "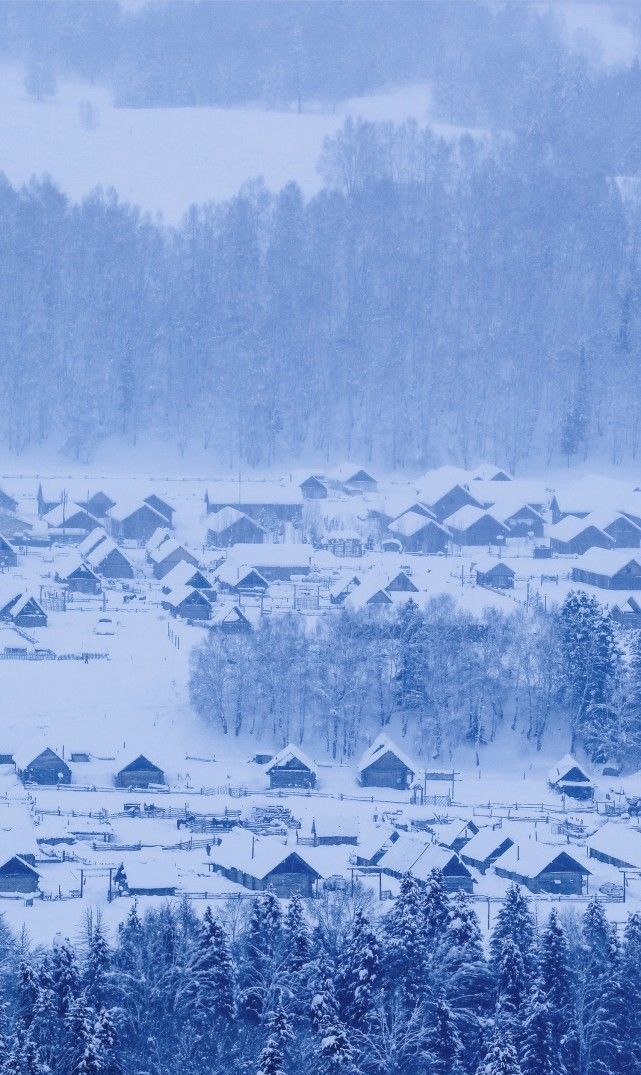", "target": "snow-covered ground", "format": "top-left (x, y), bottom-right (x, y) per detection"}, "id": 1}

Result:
top-left (0, 66), bottom-right (478, 223)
